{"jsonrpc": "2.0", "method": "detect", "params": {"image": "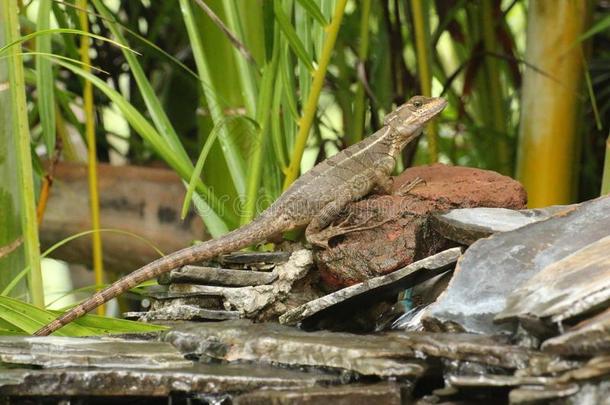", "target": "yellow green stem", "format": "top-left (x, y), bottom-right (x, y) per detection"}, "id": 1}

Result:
top-left (79, 0), bottom-right (104, 315)
top-left (351, 0), bottom-right (372, 146)
top-left (481, 1), bottom-right (509, 174)
top-left (411, 0), bottom-right (438, 163)
top-left (283, 0), bottom-right (347, 190)
top-left (4, 0), bottom-right (44, 307)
